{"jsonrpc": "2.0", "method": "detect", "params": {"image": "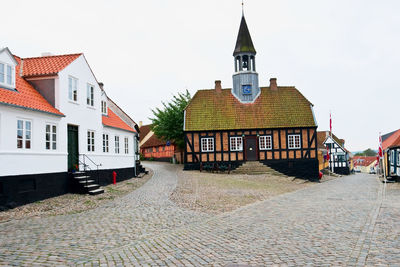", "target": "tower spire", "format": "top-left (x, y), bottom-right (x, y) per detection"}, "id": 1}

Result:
top-left (242, 0), bottom-right (244, 16)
